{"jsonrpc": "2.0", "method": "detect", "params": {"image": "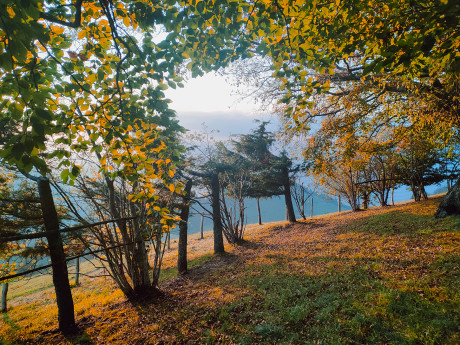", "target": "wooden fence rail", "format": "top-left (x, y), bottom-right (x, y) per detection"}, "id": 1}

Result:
top-left (0, 216), bottom-right (138, 244)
